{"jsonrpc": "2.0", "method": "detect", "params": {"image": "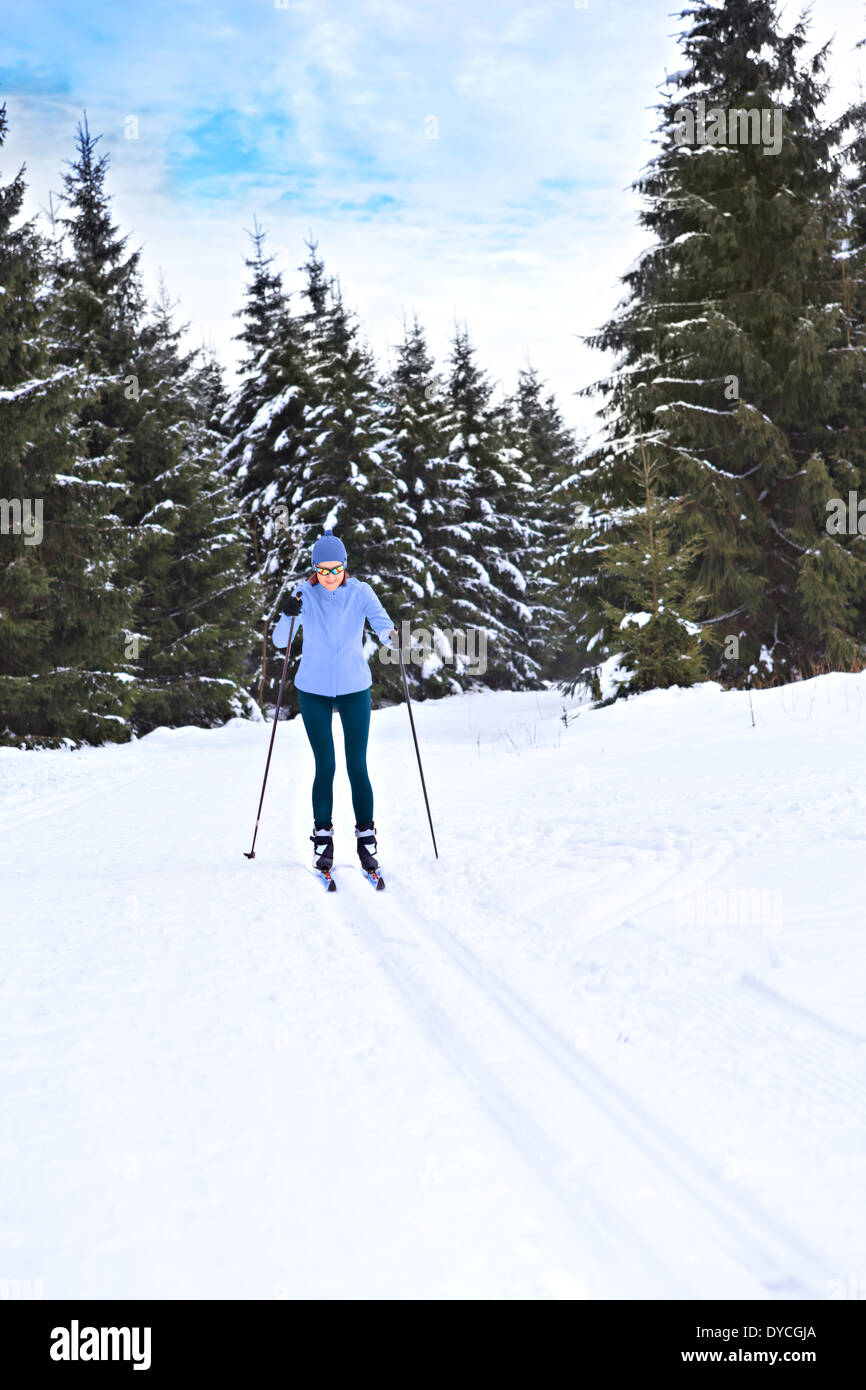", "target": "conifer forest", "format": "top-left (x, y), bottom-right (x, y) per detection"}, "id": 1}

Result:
top-left (1, 0), bottom-right (865, 744)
